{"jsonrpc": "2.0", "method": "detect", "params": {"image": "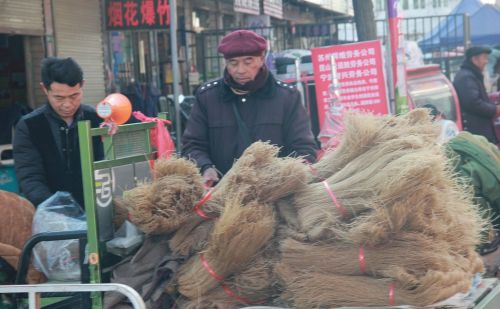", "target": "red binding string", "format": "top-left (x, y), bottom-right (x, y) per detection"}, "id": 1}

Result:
top-left (193, 190), bottom-right (217, 220)
top-left (359, 246), bottom-right (366, 273)
top-left (388, 282), bottom-right (395, 305)
top-left (199, 254), bottom-right (265, 305)
top-left (199, 254), bottom-right (223, 282)
top-left (307, 163), bottom-right (324, 181)
top-left (322, 180), bottom-right (348, 217)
